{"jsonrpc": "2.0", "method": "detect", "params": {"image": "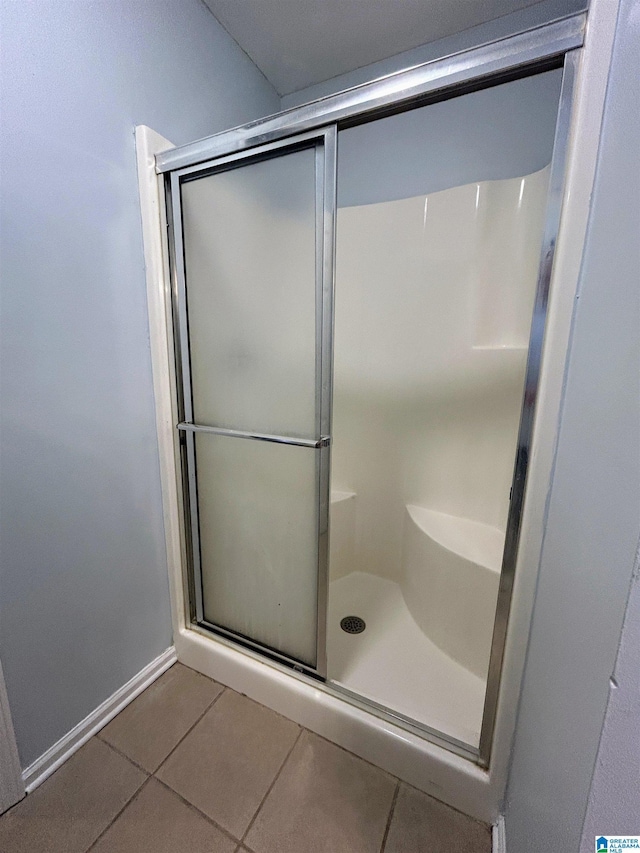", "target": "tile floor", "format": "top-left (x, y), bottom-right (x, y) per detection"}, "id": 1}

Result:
top-left (0, 663), bottom-right (491, 853)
